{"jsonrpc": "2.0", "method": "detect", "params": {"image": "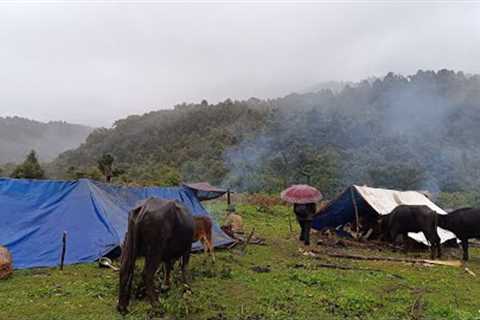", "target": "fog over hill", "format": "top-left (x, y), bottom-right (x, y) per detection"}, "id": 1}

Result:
top-left (50, 70), bottom-right (480, 196)
top-left (0, 117), bottom-right (93, 164)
